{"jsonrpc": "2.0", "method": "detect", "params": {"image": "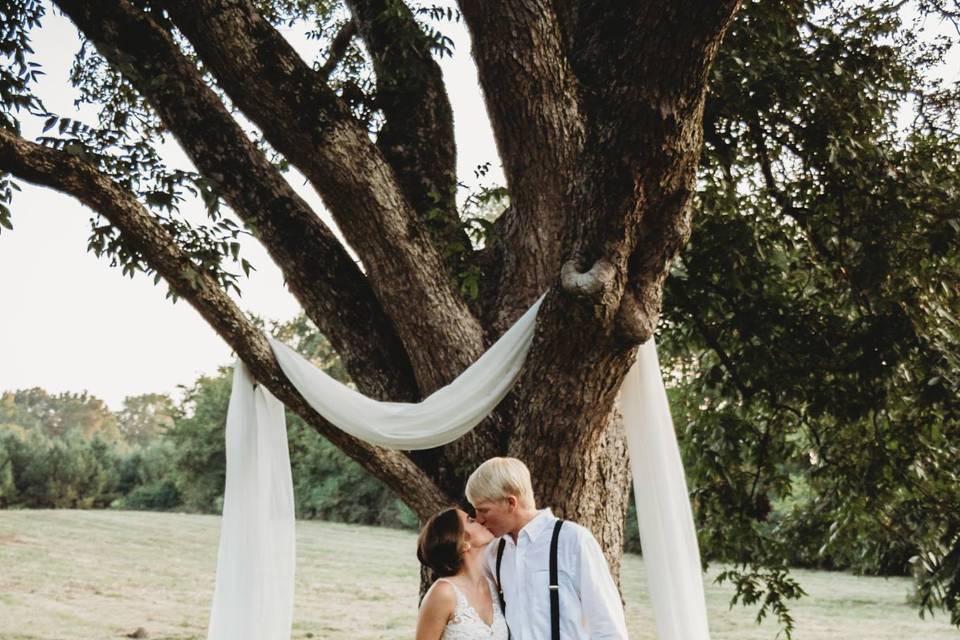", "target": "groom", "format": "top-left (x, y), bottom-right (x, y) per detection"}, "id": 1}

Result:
top-left (466, 457), bottom-right (629, 639)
